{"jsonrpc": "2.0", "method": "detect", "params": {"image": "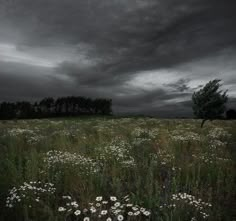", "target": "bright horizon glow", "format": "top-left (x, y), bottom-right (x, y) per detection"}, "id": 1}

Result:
top-left (0, 43), bottom-right (57, 68)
